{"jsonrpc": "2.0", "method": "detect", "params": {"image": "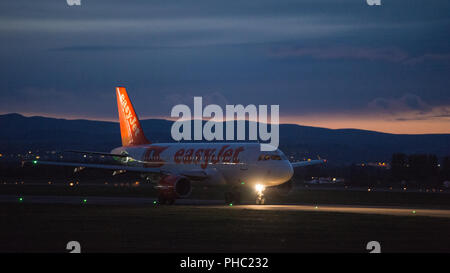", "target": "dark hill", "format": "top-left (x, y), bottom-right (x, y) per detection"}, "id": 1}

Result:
top-left (0, 113), bottom-right (449, 164)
